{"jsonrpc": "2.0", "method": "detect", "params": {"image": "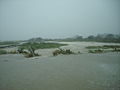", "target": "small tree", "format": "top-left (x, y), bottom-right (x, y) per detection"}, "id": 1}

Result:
top-left (28, 46), bottom-right (36, 56)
